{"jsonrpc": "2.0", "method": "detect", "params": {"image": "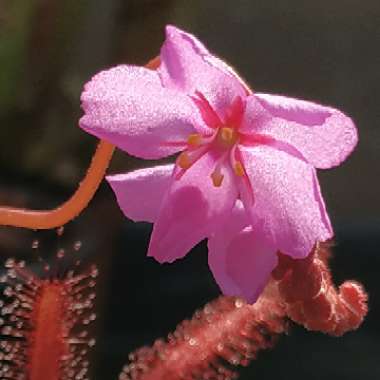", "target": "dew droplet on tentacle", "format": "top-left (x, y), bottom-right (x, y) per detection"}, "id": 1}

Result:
top-left (0, 258), bottom-right (97, 380)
